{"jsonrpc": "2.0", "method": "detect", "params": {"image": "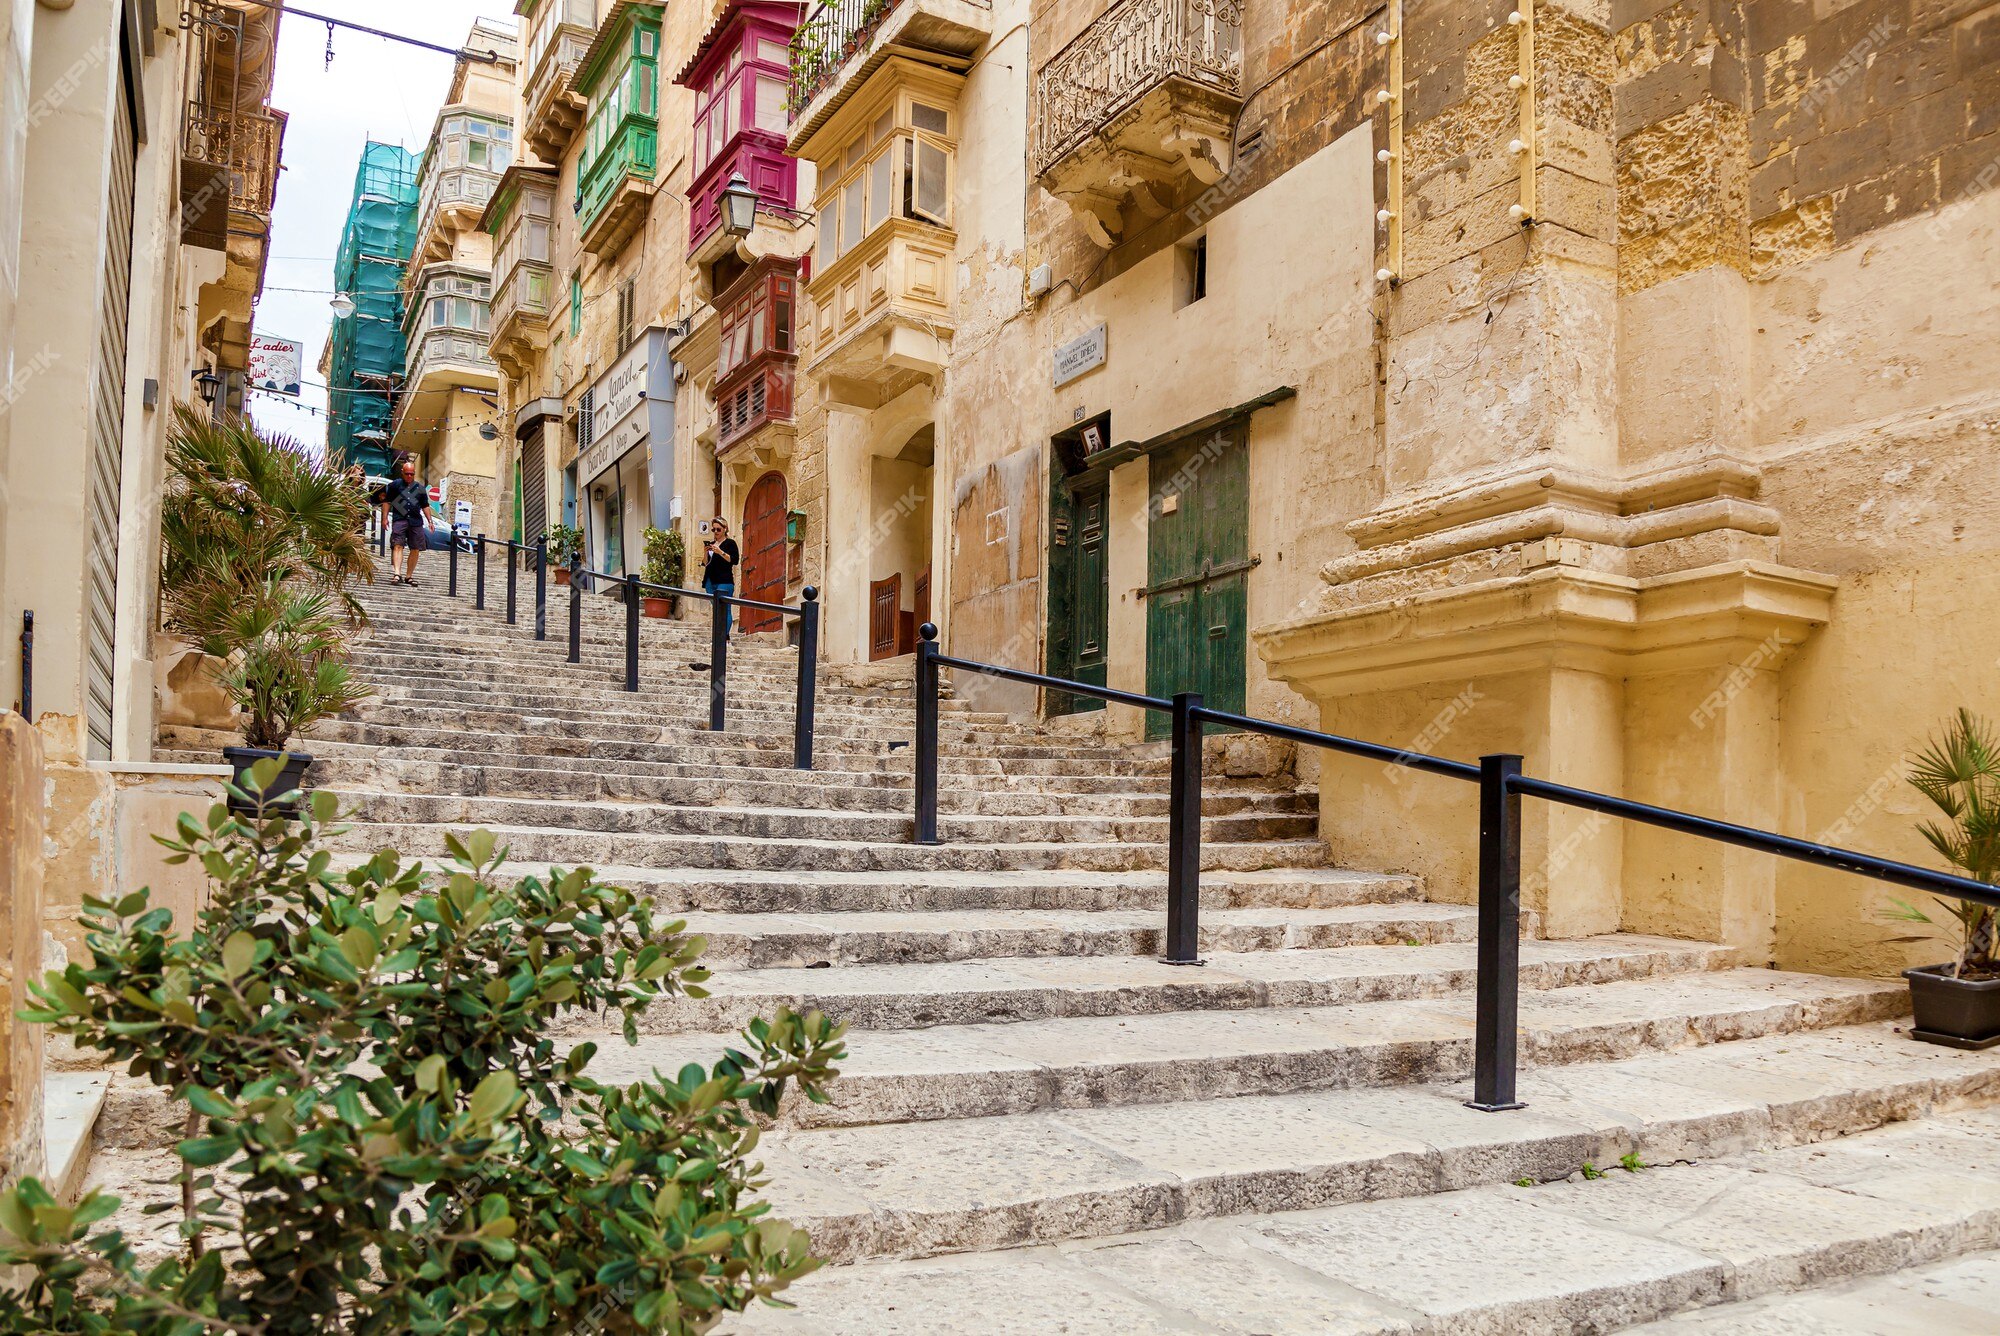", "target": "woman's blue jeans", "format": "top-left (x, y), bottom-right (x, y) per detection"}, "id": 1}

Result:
top-left (705, 579), bottom-right (734, 635)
